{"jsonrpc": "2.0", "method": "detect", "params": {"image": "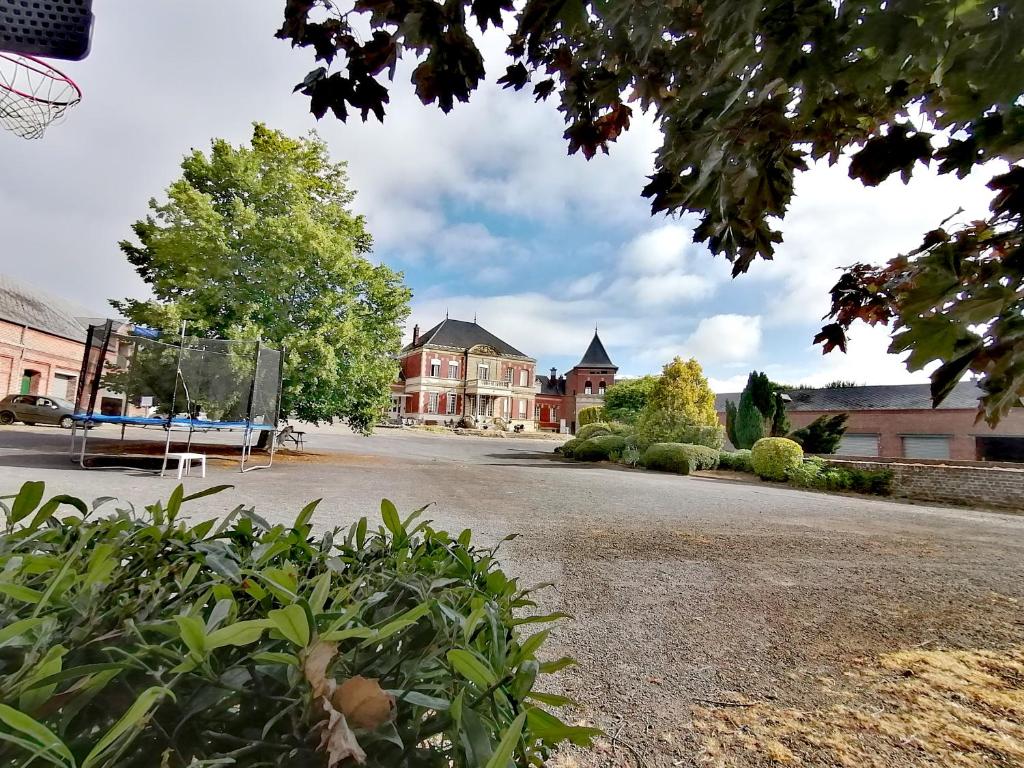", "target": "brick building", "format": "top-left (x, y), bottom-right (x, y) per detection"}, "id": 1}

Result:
top-left (392, 318), bottom-right (616, 432)
top-left (715, 383), bottom-right (1024, 462)
top-left (0, 274), bottom-right (92, 403)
